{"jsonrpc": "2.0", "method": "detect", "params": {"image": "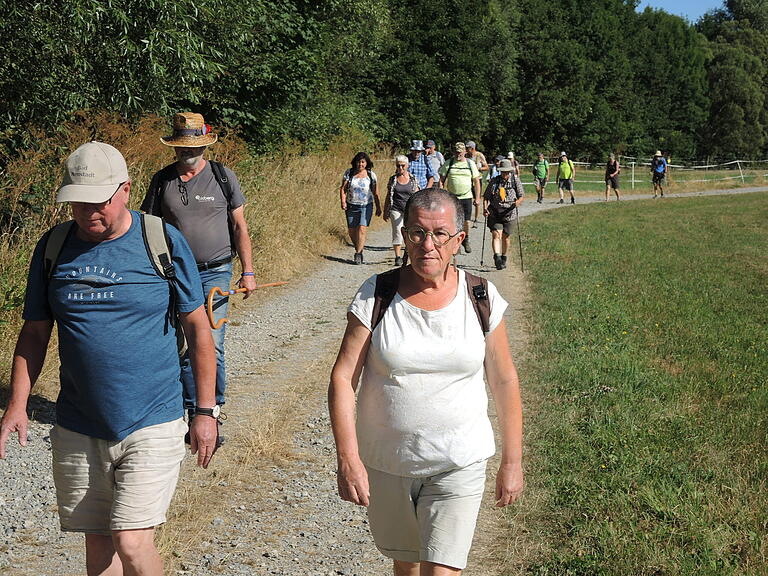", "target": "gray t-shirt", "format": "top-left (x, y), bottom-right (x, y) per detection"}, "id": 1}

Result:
top-left (153, 161), bottom-right (245, 264)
